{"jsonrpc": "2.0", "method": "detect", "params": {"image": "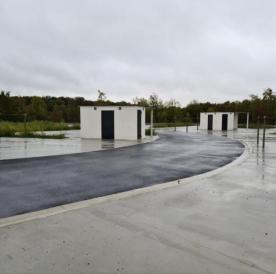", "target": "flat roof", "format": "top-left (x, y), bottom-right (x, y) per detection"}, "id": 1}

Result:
top-left (80, 105), bottom-right (143, 108)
